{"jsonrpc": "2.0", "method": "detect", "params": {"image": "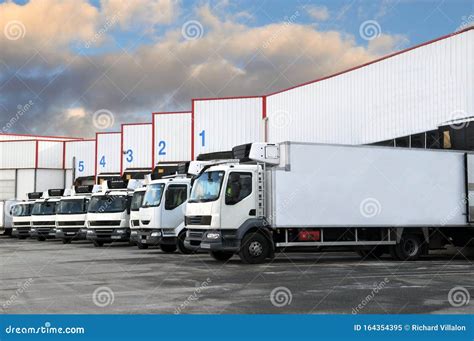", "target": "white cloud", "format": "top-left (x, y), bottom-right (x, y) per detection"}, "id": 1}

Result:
top-left (306, 5), bottom-right (330, 21)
